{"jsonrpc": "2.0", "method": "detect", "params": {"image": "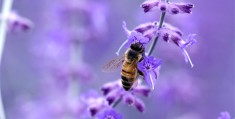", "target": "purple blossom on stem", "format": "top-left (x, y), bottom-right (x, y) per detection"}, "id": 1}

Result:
top-left (158, 23), bottom-right (196, 67)
top-left (97, 109), bottom-right (122, 119)
top-left (137, 56), bottom-right (161, 90)
top-left (58, 0), bottom-right (108, 42)
top-left (101, 80), bottom-right (151, 113)
top-left (116, 21), bottom-right (150, 55)
top-left (141, 0), bottom-right (194, 15)
top-left (218, 112), bottom-right (231, 119)
top-left (0, 11), bottom-right (33, 32)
